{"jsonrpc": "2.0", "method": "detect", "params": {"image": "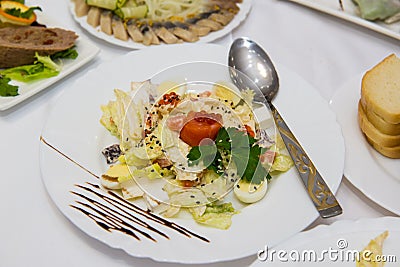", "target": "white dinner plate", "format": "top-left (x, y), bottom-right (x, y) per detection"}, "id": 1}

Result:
top-left (250, 216), bottom-right (400, 266)
top-left (68, 0), bottom-right (252, 49)
top-left (0, 14), bottom-right (100, 111)
top-left (330, 74), bottom-right (400, 215)
top-left (39, 44), bottom-right (344, 264)
top-left (285, 0), bottom-right (400, 41)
